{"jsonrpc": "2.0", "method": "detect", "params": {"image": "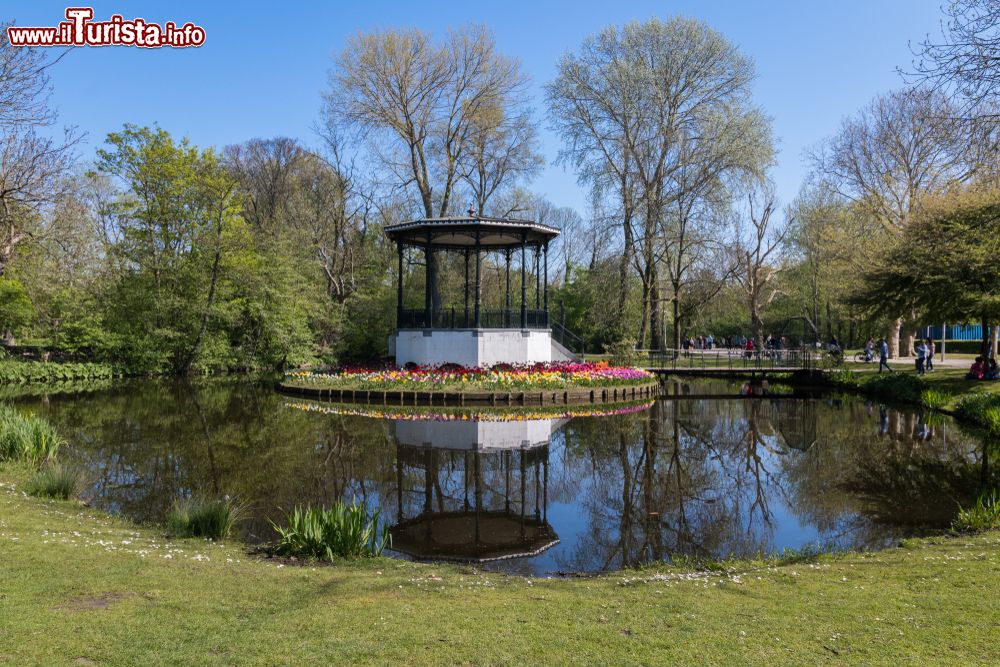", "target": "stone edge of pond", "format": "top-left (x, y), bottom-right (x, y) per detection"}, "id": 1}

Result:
top-left (275, 381), bottom-right (662, 406)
